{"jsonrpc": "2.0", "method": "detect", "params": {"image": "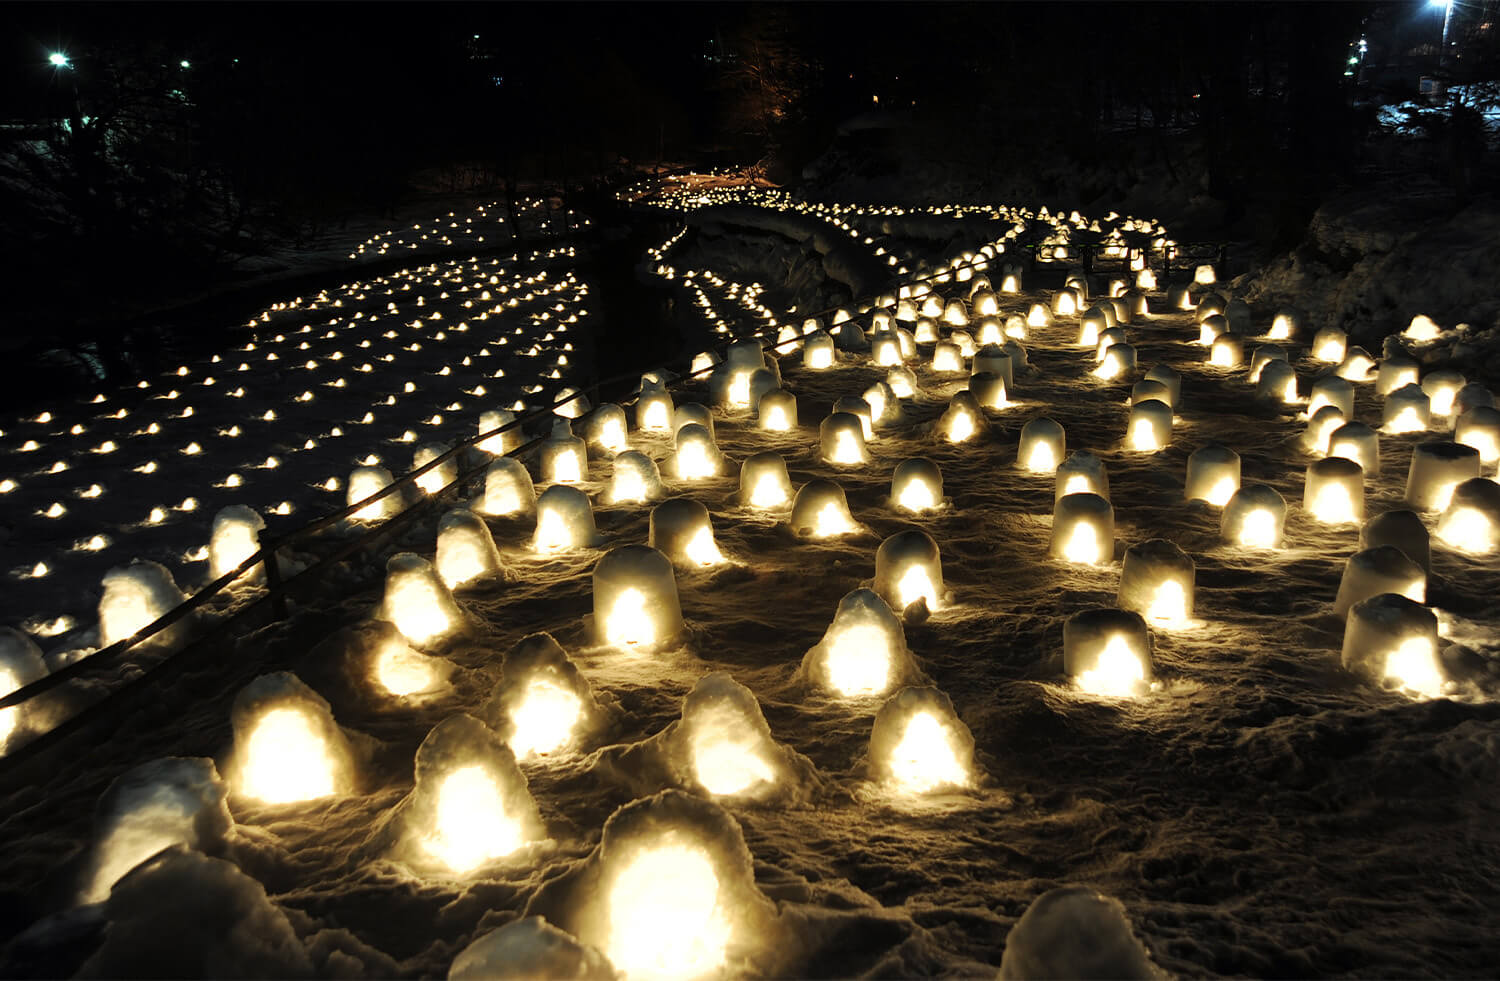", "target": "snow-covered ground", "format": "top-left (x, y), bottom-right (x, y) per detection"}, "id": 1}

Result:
top-left (2, 181), bottom-right (1500, 978)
